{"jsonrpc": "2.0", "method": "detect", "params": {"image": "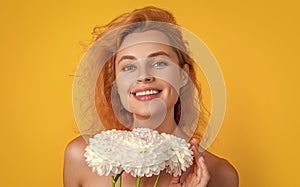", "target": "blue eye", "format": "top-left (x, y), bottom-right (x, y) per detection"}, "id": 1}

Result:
top-left (153, 61), bottom-right (168, 68)
top-left (123, 65), bottom-right (136, 72)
